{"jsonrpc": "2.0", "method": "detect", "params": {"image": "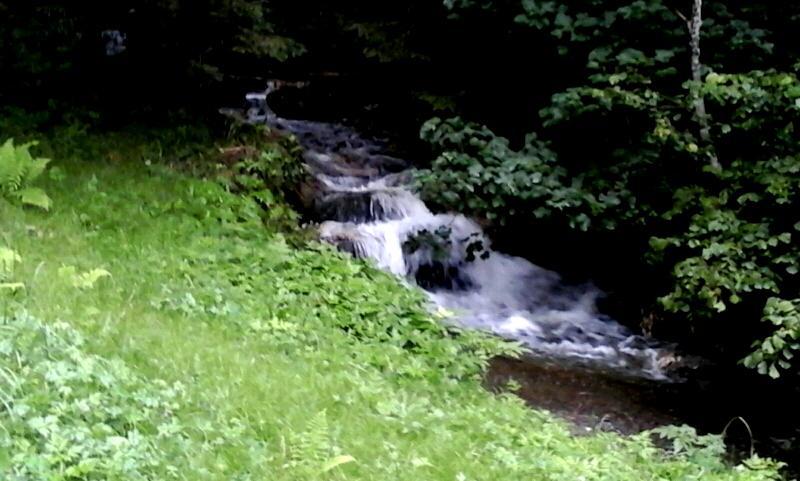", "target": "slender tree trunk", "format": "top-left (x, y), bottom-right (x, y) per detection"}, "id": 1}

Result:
top-left (688, 0), bottom-right (721, 169)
